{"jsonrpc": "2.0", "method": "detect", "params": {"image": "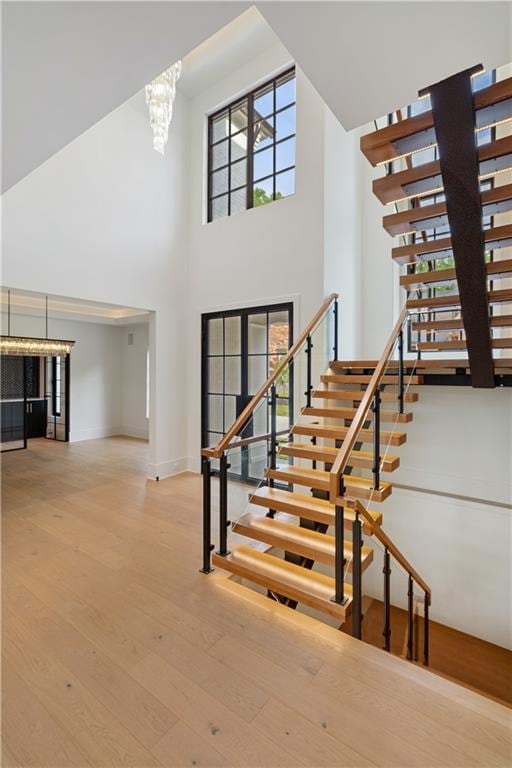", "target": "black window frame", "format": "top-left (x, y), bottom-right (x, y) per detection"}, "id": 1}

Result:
top-left (207, 66), bottom-right (296, 222)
